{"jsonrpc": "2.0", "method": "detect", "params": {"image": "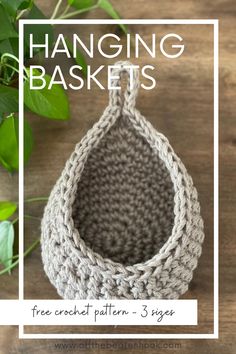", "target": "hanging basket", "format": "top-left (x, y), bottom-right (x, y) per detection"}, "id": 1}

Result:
top-left (41, 61), bottom-right (204, 300)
